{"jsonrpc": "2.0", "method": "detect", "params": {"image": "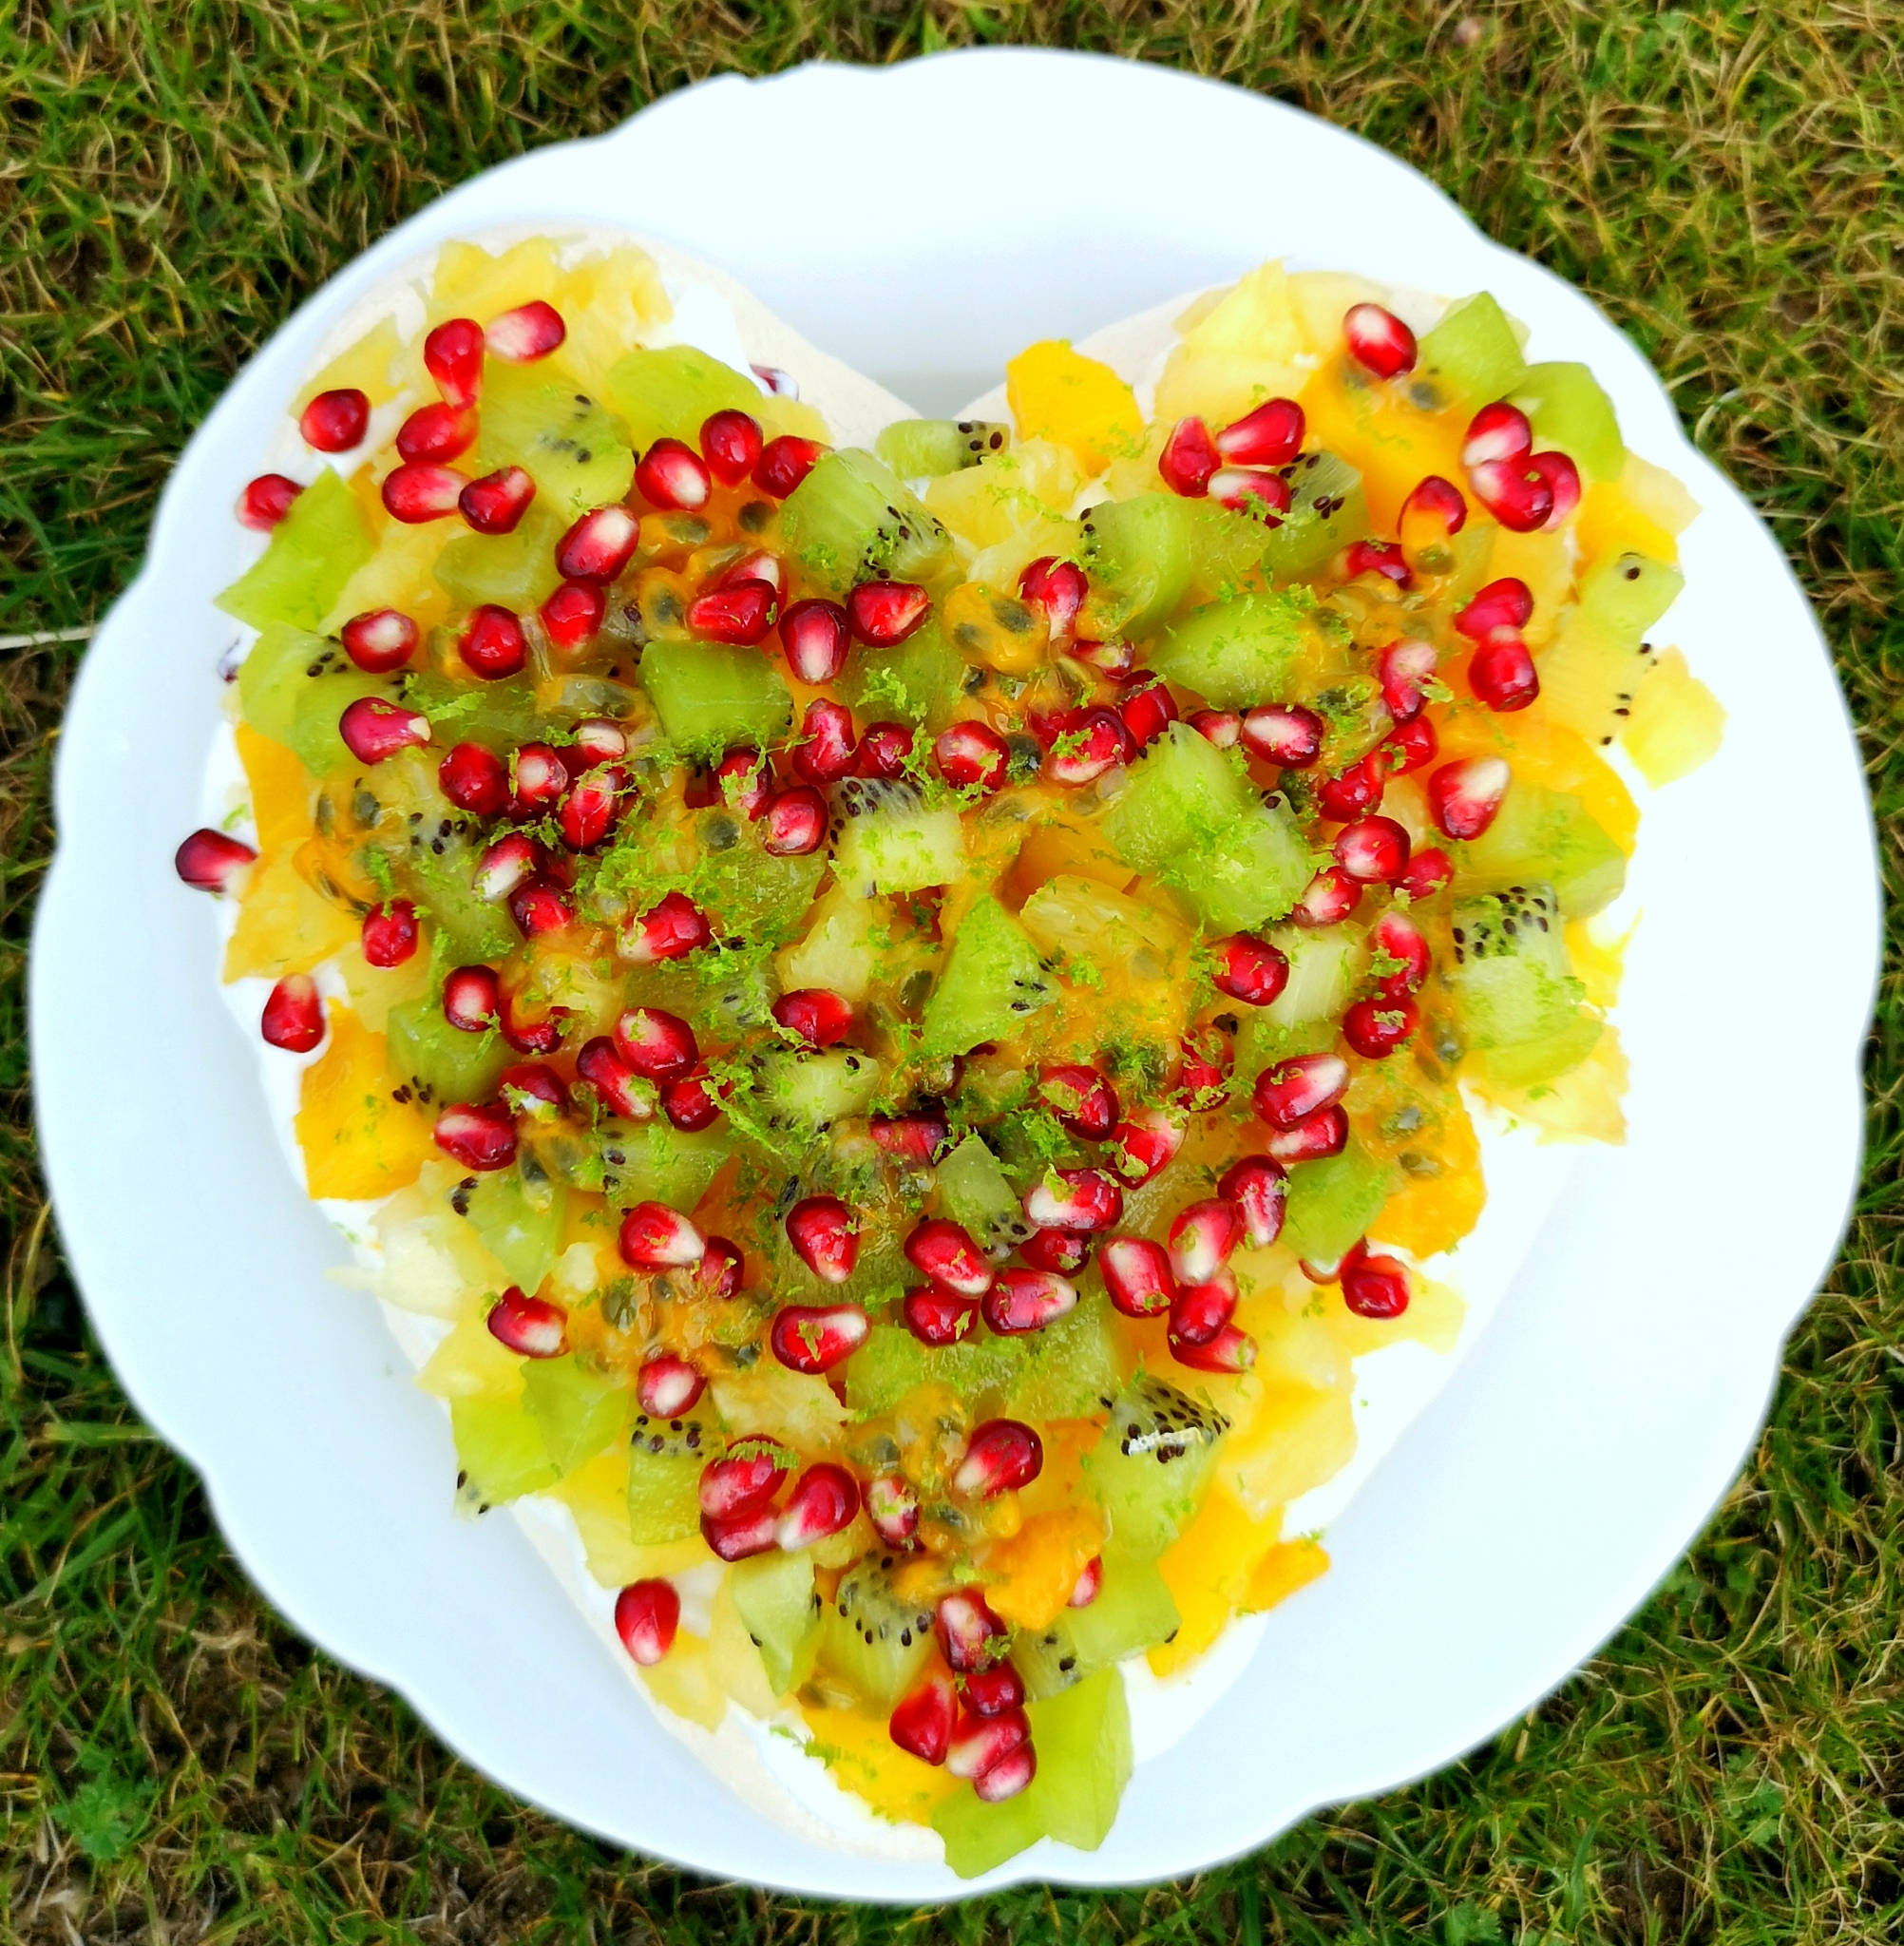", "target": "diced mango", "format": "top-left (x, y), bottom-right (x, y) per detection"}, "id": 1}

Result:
top-left (1301, 367), bottom-right (1468, 534)
top-left (1005, 343), bottom-right (1143, 476)
top-left (1374, 1160), bottom-right (1487, 1262)
top-left (223, 852), bottom-right (360, 982)
top-left (1564, 918), bottom-right (1630, 1012)
top-left (295, 1004), bottom-right (437, 1199)
top-left (236, 723), bottom-right (314, 858)
top-left (1621, 646), bottom-right (1725, 786)
top-left (1217, 1381), bottom-right (1358, 1522)
top-left (800, 1704), bottom-right (959, 1824)
top-left (1437, 710), bottom-right (1639, 856)
top-left (1243, 1536), bottom-right (1330, 1614)
top-left (981, 1505), bottom-right (1104, 1631)
top-left (1149, 1485), bottom-right (1282, 1677)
